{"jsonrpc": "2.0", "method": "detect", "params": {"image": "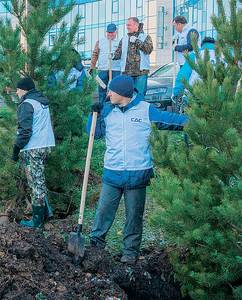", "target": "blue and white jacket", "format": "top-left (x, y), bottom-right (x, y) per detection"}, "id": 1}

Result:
top-left (48, 61), bottom-right (87, 91)
top-left (87, 94), bottom-right (188, 188)
top-left (175, 25), bottom-right (201, 66)
top-left (173, 42), bottom-right (216, 97)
